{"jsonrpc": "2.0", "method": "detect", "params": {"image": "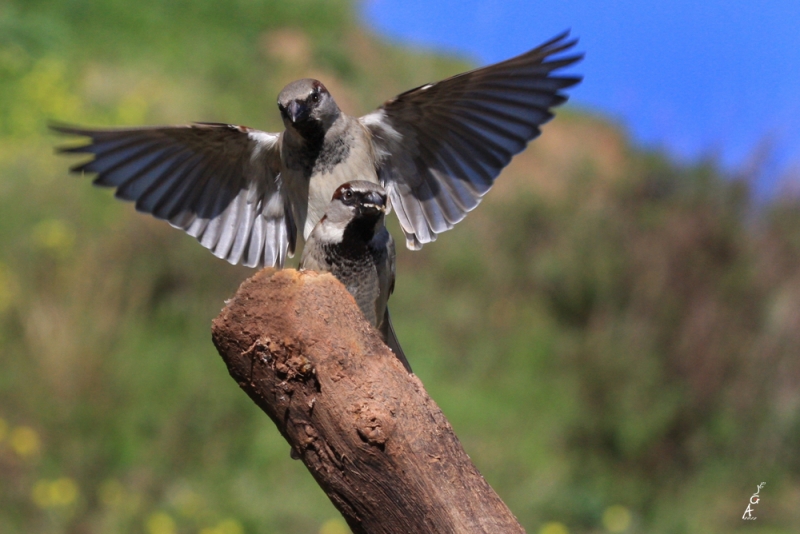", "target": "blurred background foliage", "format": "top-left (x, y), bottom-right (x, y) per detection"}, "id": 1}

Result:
top-left (0, 0), bottom-right (799, 533)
